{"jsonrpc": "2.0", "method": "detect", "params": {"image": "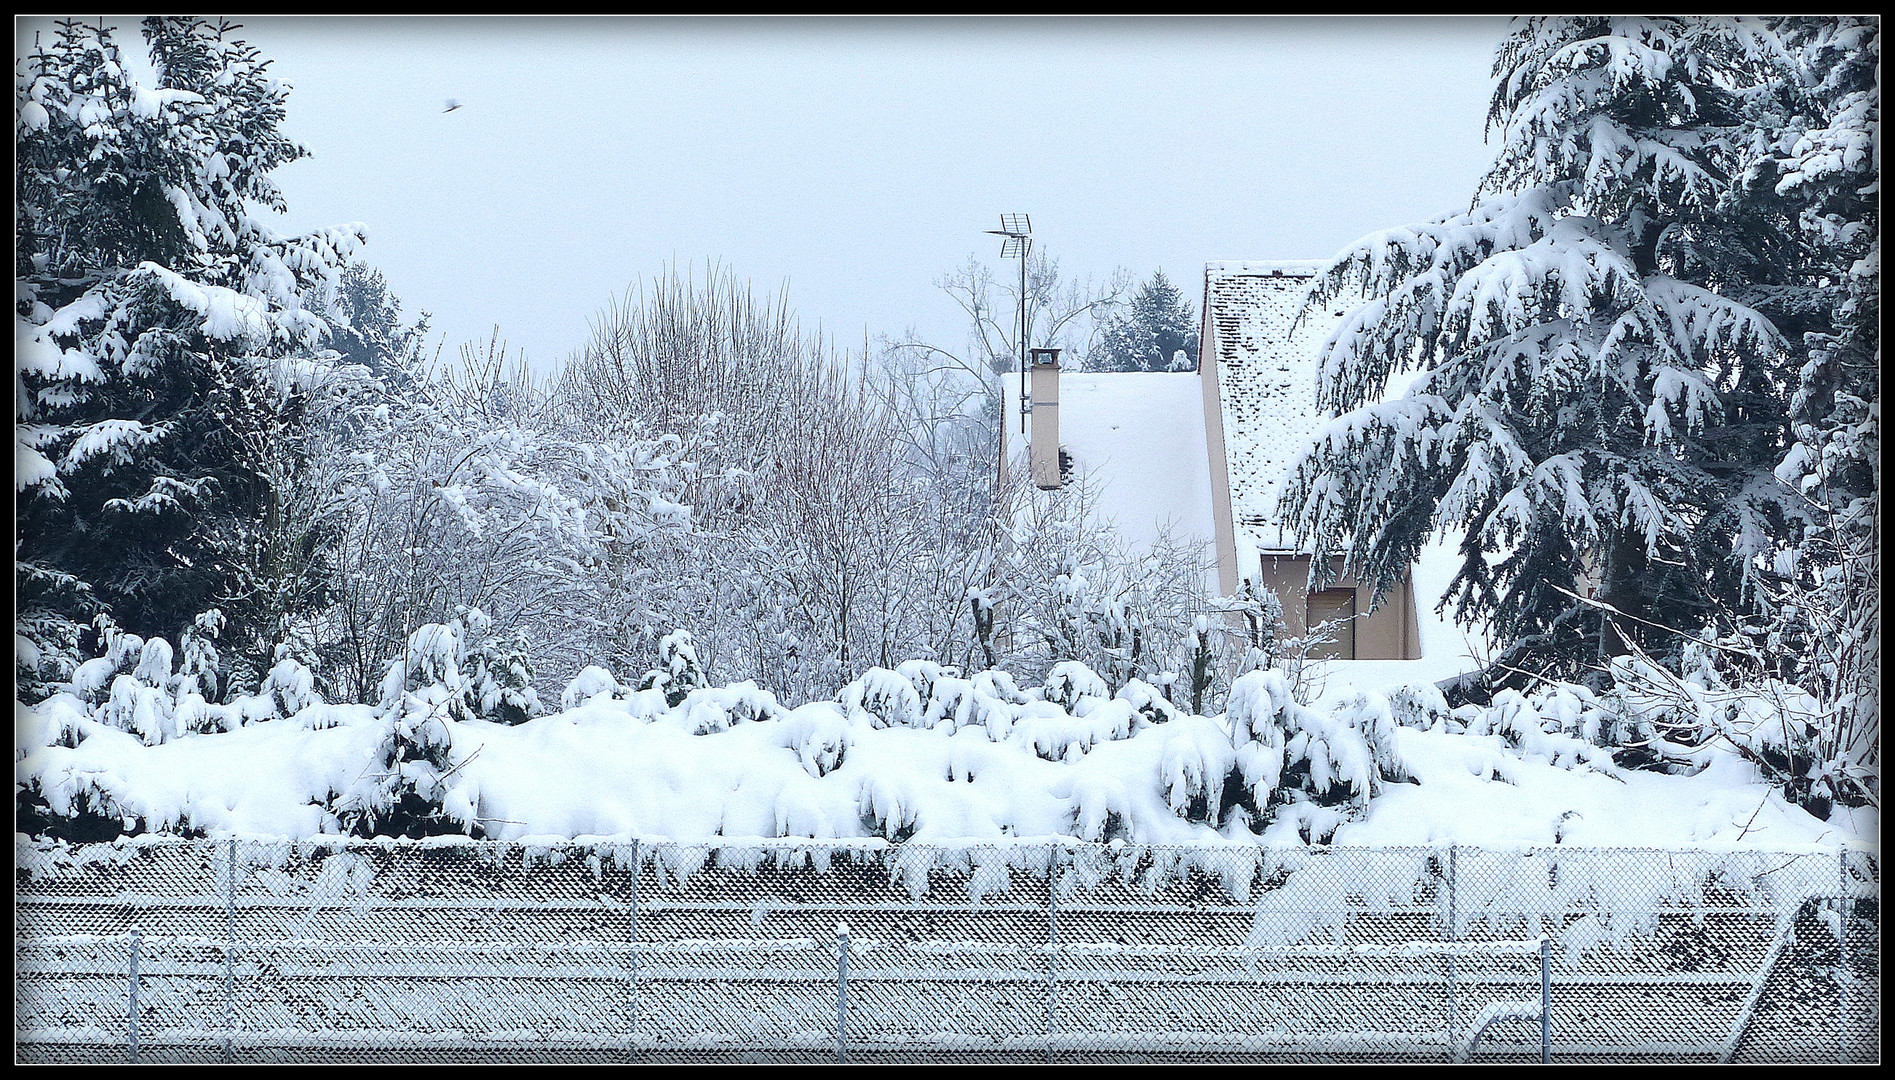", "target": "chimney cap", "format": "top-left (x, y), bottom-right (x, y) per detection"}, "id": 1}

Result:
top-left (1028, 347), bottom-right (1063, 367)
